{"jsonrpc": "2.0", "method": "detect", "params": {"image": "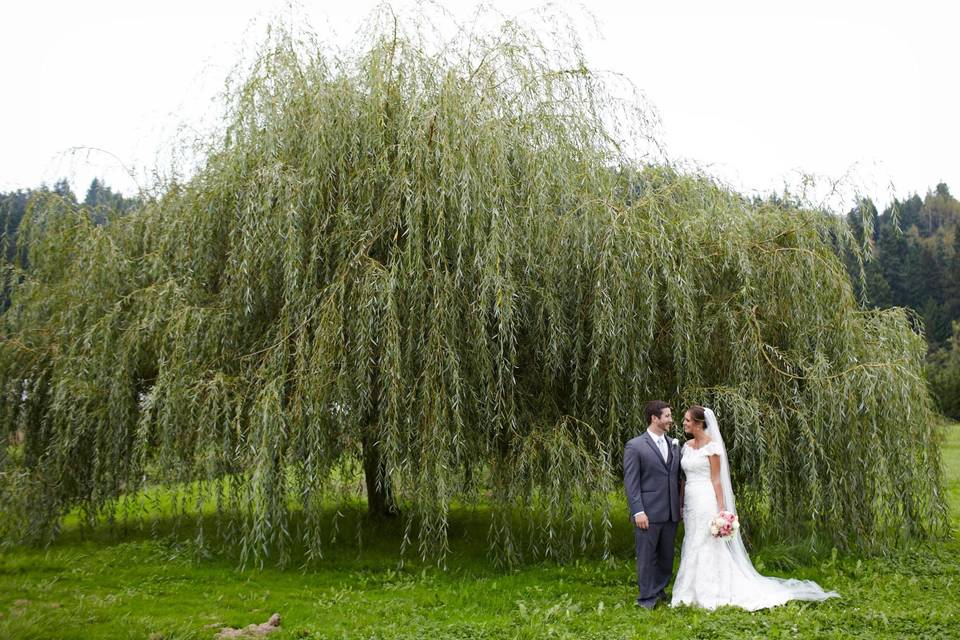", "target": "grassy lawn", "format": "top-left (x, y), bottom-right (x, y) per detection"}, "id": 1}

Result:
top-left (2, 424), bottom-right (958, 639)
